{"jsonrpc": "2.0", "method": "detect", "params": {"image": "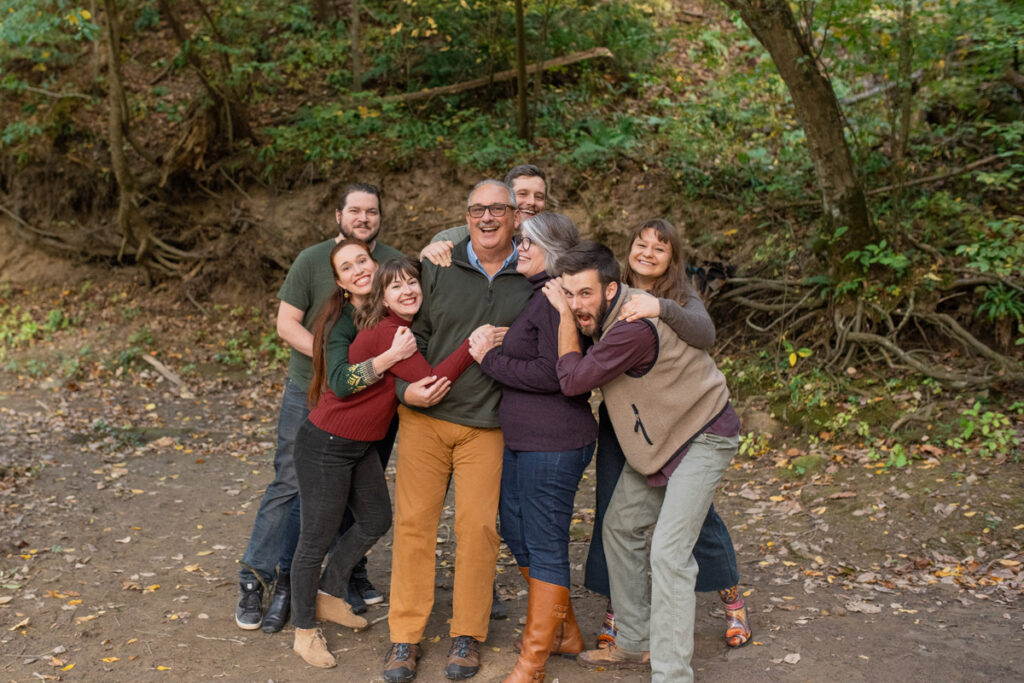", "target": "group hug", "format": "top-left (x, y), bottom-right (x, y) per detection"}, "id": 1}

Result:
top-left (231, 165), bottom-right (750, 683)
